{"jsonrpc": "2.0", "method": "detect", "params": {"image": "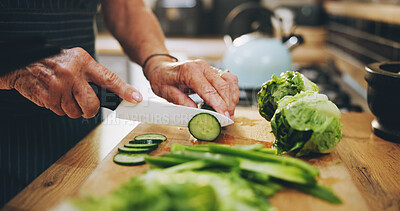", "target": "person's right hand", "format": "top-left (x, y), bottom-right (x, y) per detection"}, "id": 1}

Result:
top-left (0, 47), bottom-right (142, 118)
